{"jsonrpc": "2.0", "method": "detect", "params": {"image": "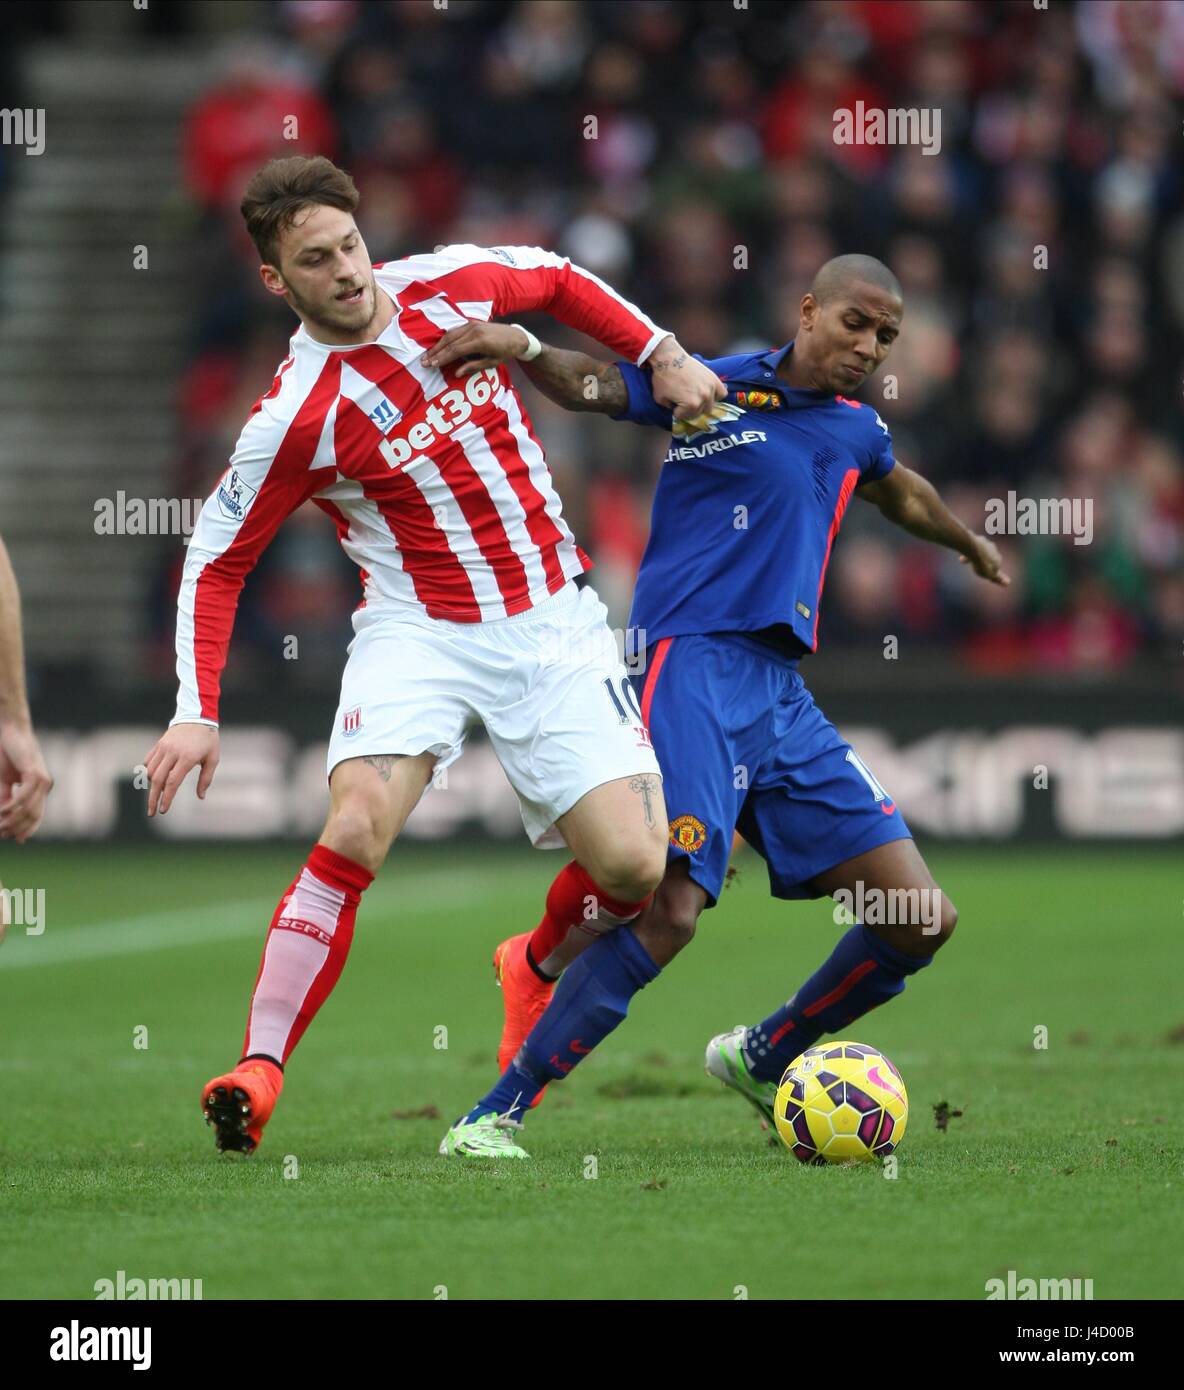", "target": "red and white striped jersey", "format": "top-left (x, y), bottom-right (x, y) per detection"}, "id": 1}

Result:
top-left (172, 243), bottom-right (669, 726)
